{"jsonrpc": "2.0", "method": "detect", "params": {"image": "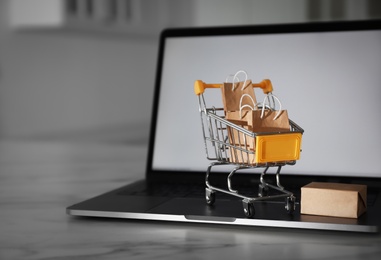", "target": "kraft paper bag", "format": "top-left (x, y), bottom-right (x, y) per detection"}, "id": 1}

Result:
top-left (225, 109), bottom-right (255, 149)
top-left (225, 109), bottom-right (290, 149)
top-left (229, 146), bottom-right (256, 165)
top-left (226, 109), bottom-right (291, 165)
top-left (250, 109), bottom-right (290, 133)
top-left (249, 94), bottom-right (290, 133)
top-left (226, 109), bottom-right (291, 133)
top-left (225, 113), bottom-right (256, 165)
top-left (221, 80), bottom-right (257, 112)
